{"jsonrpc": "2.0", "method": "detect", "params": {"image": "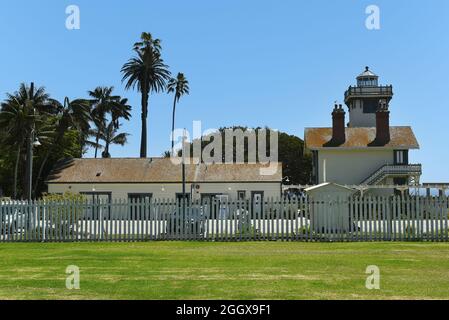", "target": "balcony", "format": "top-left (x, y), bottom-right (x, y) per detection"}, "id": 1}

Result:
top-left (344, 85), bottom-right (393, 103)
top-left (360, 164), bottom-right (422, 186)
